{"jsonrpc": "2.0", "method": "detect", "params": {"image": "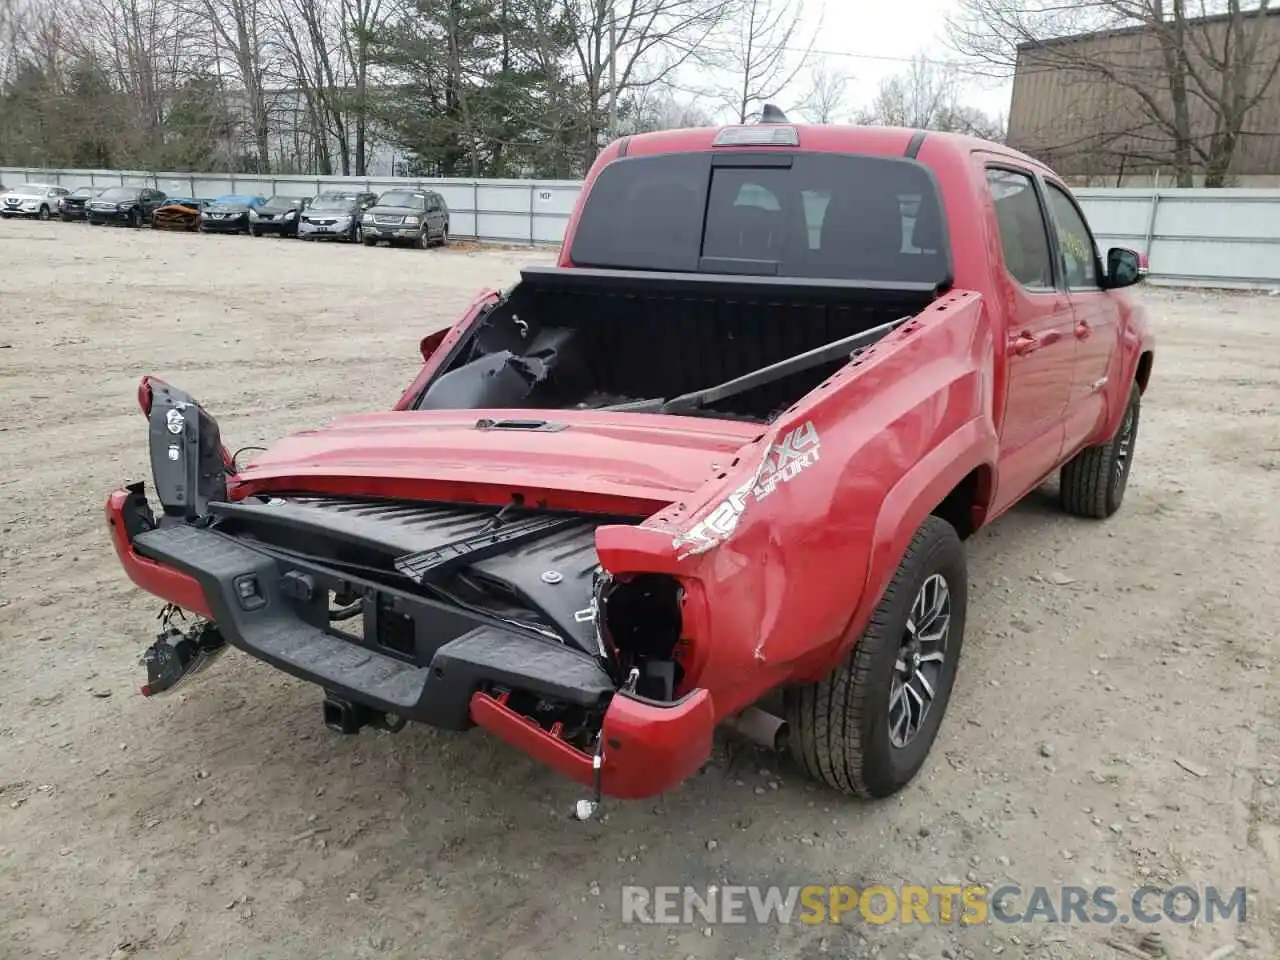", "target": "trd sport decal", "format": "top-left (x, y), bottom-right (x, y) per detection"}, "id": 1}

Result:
top-left (672, 421), bottom-right (821, 558)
